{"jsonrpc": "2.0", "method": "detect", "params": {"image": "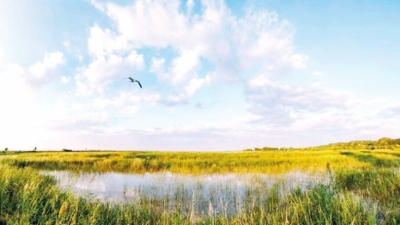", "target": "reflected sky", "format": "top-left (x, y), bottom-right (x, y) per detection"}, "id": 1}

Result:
top-left (45, 171), bottom-right (329, 216)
